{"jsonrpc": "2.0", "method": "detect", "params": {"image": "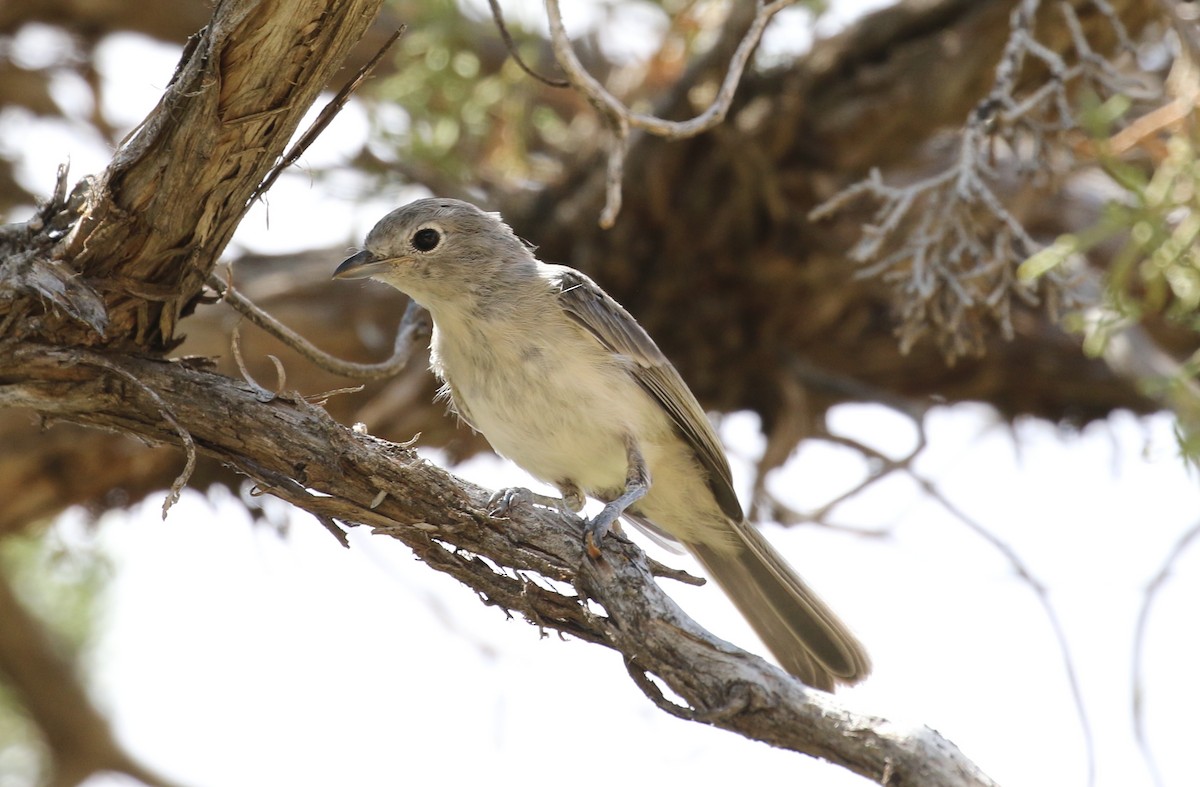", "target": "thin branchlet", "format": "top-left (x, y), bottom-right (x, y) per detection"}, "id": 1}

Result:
top-left (545, 0), bottom-right (794, 228)
top-left (812, 0), bottom-right (1147, 360)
